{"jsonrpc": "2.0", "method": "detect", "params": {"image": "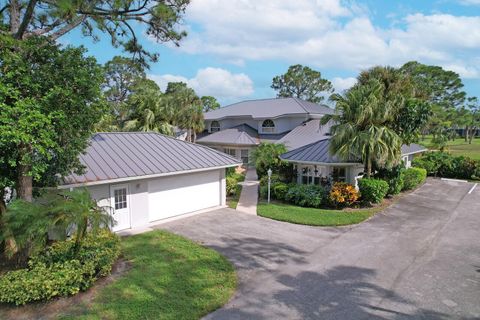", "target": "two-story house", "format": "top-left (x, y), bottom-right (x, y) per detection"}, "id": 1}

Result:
top-left (196, 97), bottom-right (335, 164)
